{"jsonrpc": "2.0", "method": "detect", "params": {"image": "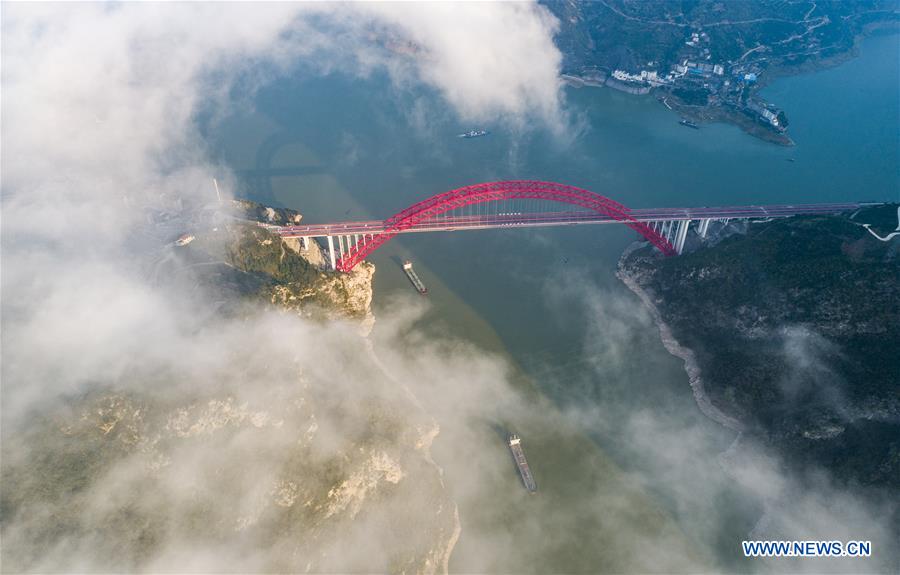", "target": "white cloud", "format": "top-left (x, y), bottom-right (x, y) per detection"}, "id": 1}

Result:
top-left (543, 274), bottom-right (900, 573)
top-left (0, 2), bottom-right (568, 571)
top-left (15, 3), bottom-right (890, 573)
top-left (0, 0), bottom-right (570, 413)
top-left (352, 2), bottom-right (564, 127)
top-left (2, 2), bottom-right (564, 194)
